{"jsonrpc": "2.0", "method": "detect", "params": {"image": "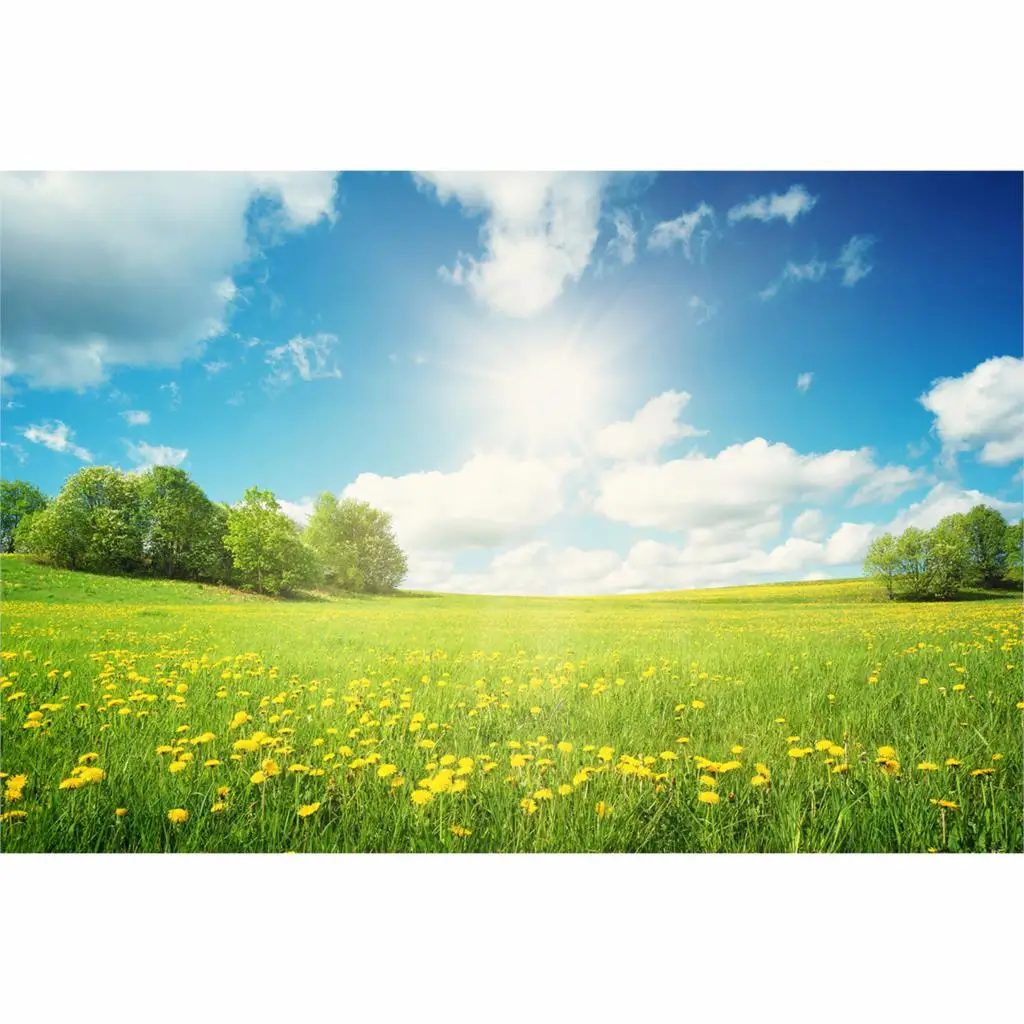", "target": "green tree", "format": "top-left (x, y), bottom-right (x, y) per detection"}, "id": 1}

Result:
top-left (864, 532), bottom-right (900, 599)
top-left (137, 466), bottom-right (228, 581)
top-left (962, 504), bottom-right (1010, 587)
top-left (0, 479), bottom-right (48, 553)
top-left (895, 527), bottom-right (930, 599)
top-left (224, 487), bottom-right (320, 595)
top-left (27, 467), bottom-right (144, 574)
top-left (925, 515), bottom-right (971, 599)
top-left (305, 494), bottom-right (407, 593)
top-left (1006, 518), bottom-right (1023, 582)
